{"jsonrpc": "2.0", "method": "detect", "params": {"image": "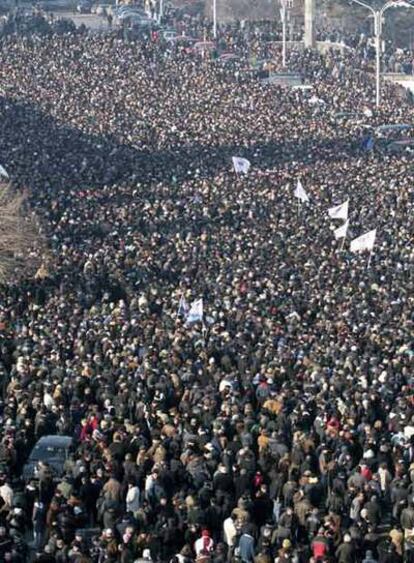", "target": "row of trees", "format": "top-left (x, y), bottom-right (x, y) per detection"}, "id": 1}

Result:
top-left (0, 183), bottom-right (43, 284)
